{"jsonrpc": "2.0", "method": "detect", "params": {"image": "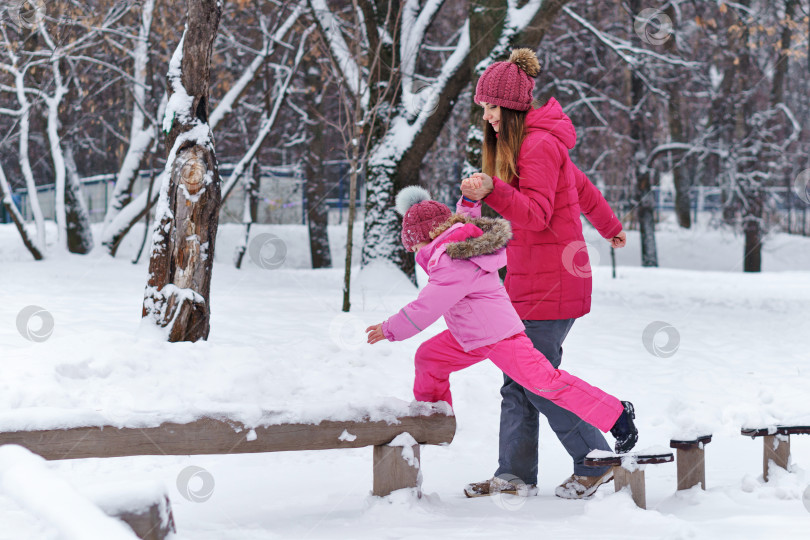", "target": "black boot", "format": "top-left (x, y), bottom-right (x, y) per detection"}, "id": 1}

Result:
top-left (610, 401), bottom-right (638, 454)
